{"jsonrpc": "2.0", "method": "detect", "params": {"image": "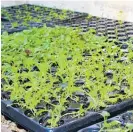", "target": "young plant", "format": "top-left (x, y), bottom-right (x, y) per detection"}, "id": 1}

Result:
top-left (2, 25), bottom-right (133, 128)
top-left (11, 22), bottom-right (19, 28)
